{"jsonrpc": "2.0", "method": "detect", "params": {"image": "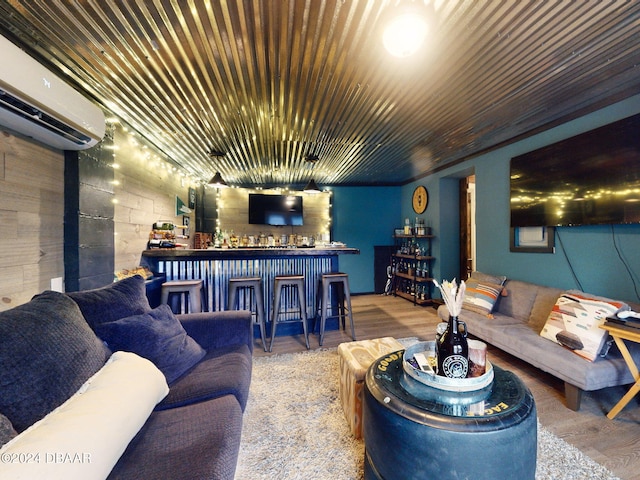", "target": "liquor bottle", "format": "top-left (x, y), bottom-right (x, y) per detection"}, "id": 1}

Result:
top-left (436, 315), bottom-right (469, 378)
